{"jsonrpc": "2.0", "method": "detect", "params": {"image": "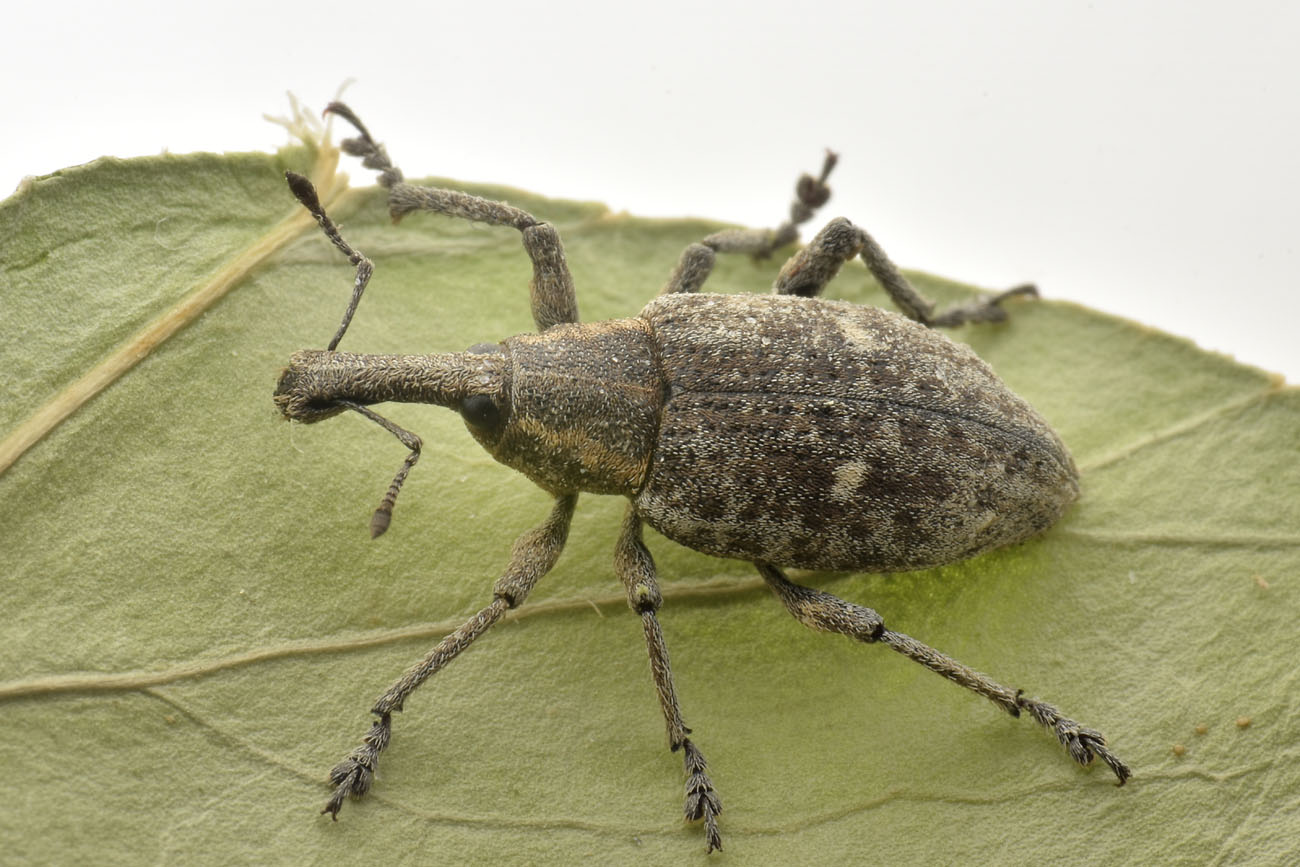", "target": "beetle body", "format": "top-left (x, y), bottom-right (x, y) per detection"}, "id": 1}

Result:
top-left (276, 108), bottom-right (1129, 850)
top-left (282, 292), bottom-right (1078, 573)
top-left (634, 293), bottom-right (1077, 571)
